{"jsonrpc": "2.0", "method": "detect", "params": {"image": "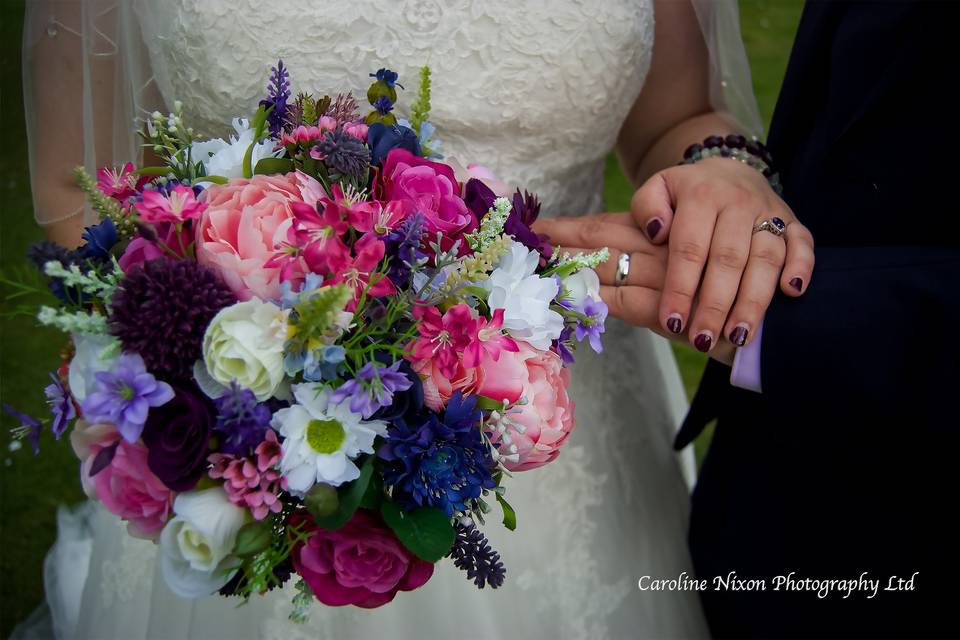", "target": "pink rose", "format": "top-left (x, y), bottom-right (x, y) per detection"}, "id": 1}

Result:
top-left (412, 358), bottom-right (484, 412)
top-left (71, 420), bottom-right (174, 539)
top-left (381, 149), bottom-right (477, 249)
top-left (196, 172), bottom-right (322, 301)
top-left (479, 342), bottom-right (576, 472)
top-left (292, 510), bottom-right (434, 608)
